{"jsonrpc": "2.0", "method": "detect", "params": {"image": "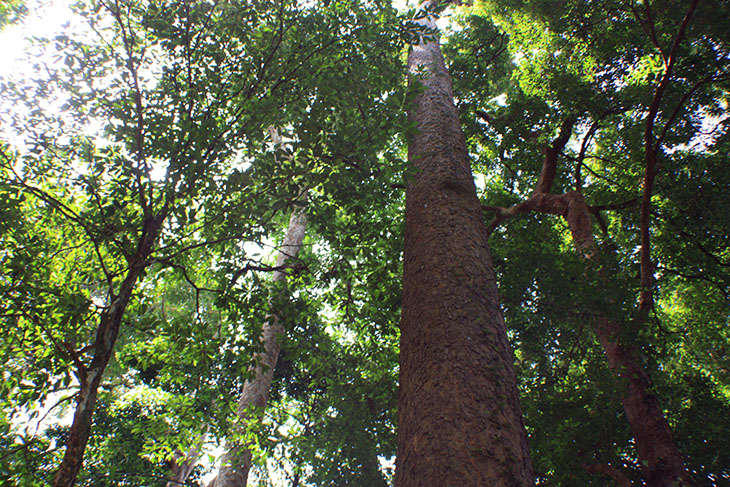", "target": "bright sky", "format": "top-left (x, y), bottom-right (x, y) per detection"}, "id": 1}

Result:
top-left (0, 0), bottom-right (75, 76)
top-left (0, 1), bottom-right (421, 484)
top-left (0, 0), bottom-right (444, 77)
top-left (1, 0), bottom-right (76, 425)
top-left (0, 0), bottom-right (80, 152)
